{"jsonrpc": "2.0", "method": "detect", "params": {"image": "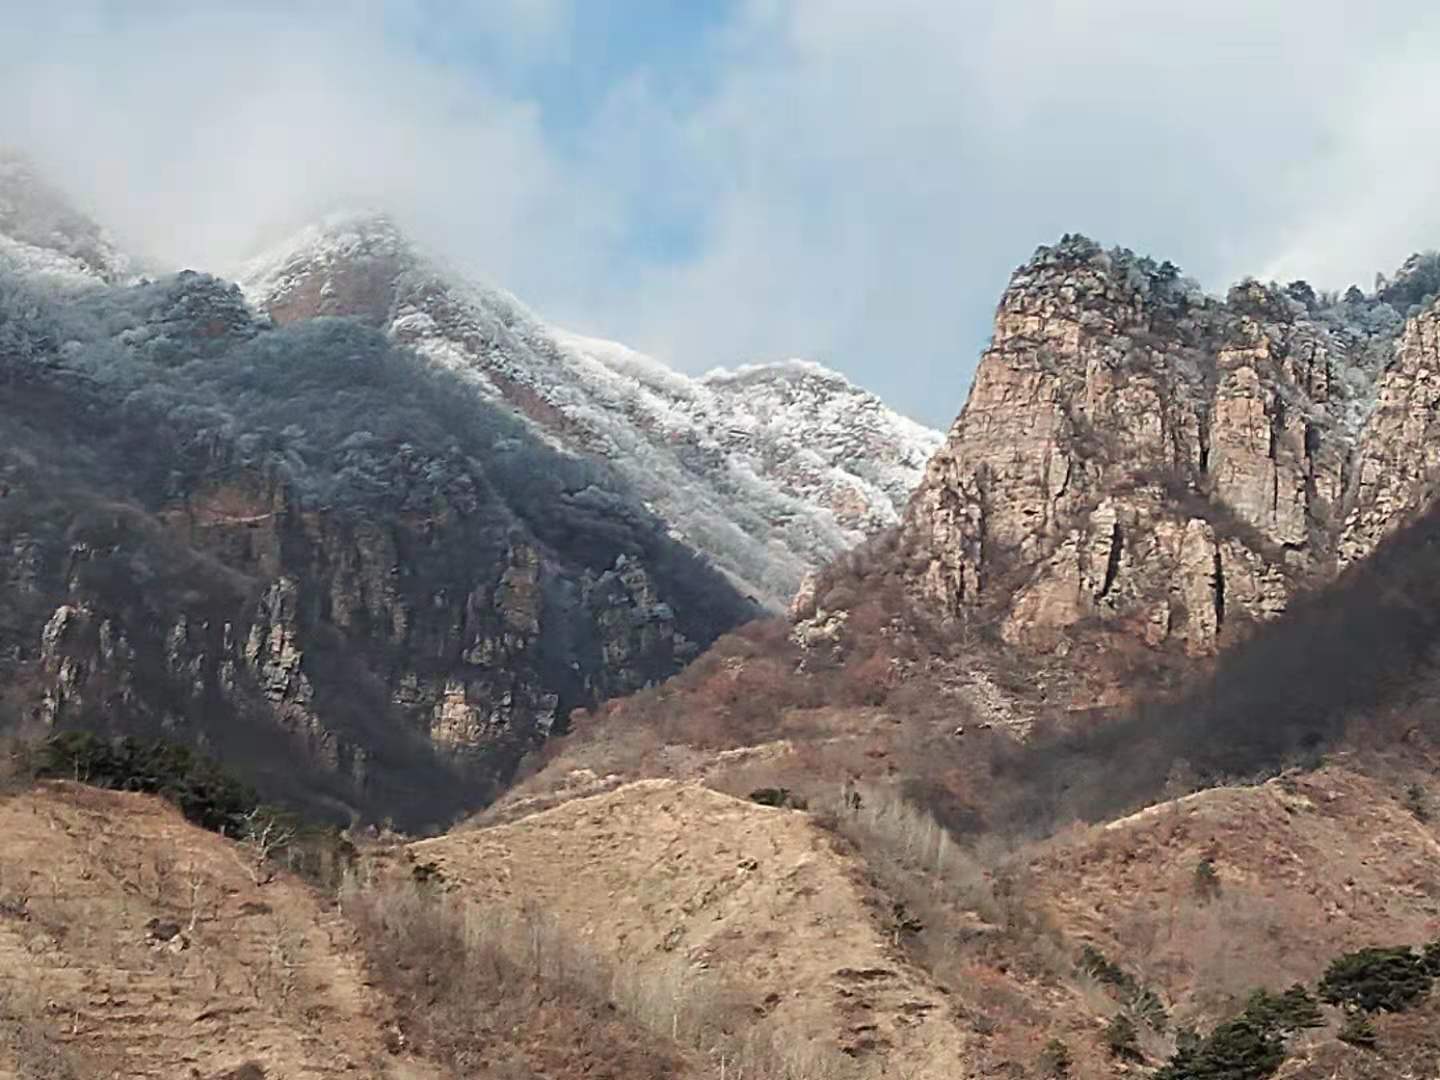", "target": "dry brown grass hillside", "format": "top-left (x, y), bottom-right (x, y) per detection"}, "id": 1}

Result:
top-left (0, 781), bottom-right (440, 1080)
top-left (446, 500), bottom-right (1440, 1076)
top-left (445, 752), bottom-right (1440, 1078)
top-left (1023, 761), bottom-right (1440, 1018)
top-left (389, 780), bottom-right (1001, 1080)
top-left (0, 777), bottom-right (712, 1080)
